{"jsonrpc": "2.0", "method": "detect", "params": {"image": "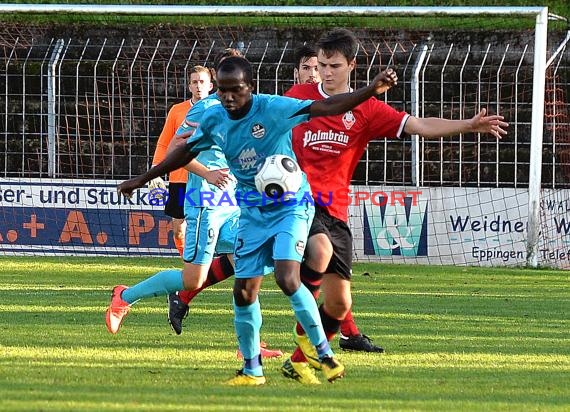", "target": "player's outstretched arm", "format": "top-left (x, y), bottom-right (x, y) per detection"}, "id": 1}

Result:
top-left (309, 68), bottom-right (398, 118)
top-left (404, 108), bottom-right (508, 140)
top-left (118, 144), bottom-right (199, 198)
